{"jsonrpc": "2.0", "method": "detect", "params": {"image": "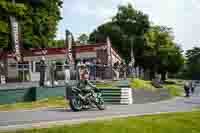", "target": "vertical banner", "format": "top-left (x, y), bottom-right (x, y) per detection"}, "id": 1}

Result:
top-left (10, 16), bottom-right (21, 62)
top-left (106, 37), bottom-right (112, 66)
top-left (107, 37), bottom-right (113, 79)
top-left (68, 34), bottom-right (74, 65)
